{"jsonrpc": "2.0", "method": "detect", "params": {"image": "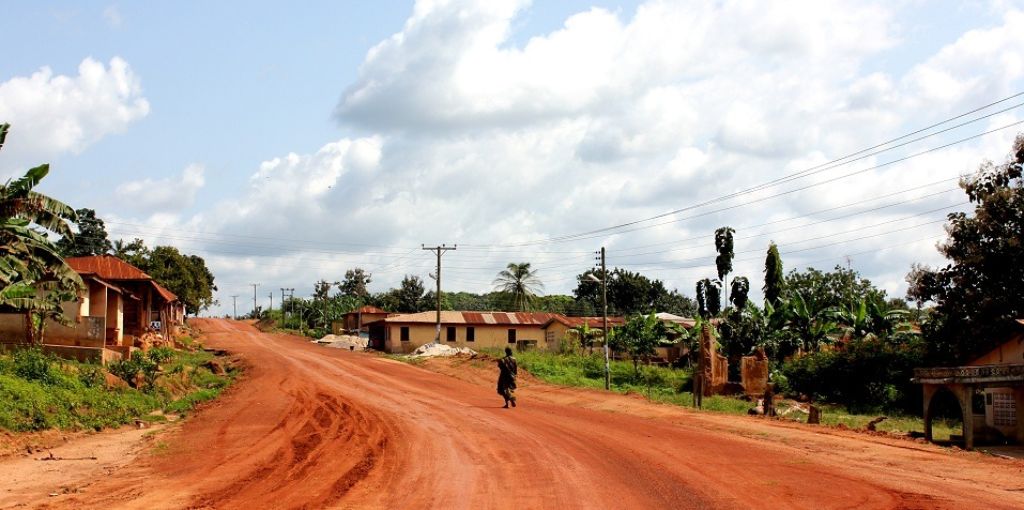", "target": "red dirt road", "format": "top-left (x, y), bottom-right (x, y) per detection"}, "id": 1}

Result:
top-left (26, 319), bottom-right (1024, 509)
